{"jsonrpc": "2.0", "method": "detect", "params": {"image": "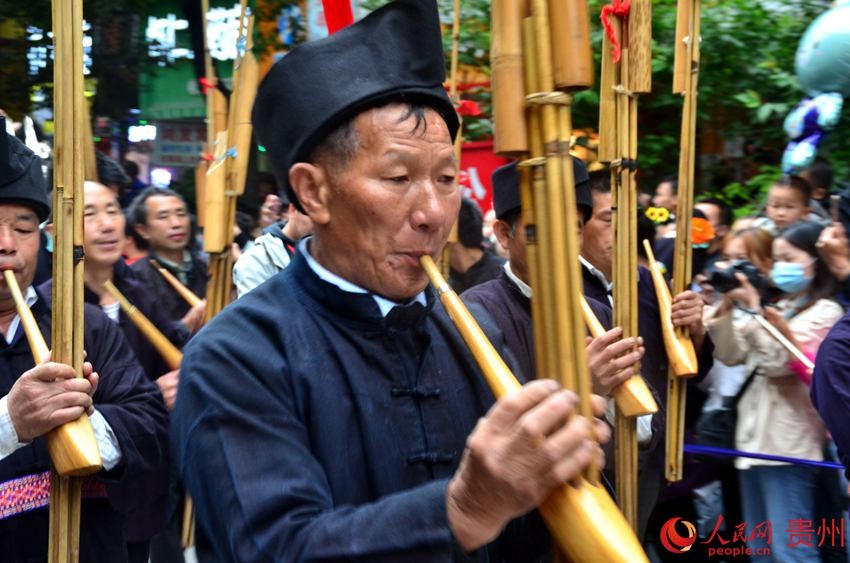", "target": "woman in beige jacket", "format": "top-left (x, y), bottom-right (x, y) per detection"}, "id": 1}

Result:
top-left (706, 221), bottom-right (842, 563)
